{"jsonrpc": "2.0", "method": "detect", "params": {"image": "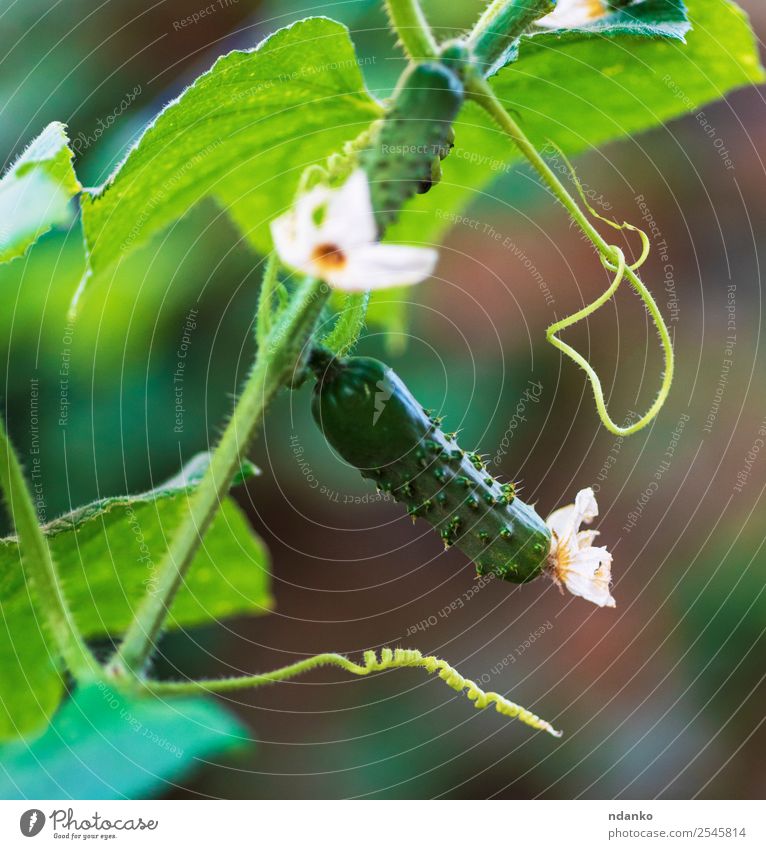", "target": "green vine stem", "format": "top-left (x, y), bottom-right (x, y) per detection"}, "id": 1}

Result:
top-left (0, 417), bottom-right (98, 680)
top-left (467, 0), bottom-right (555, 71)
top-left (112, 277), bottom-right (330, 678)
top-left (144, 647), bottom-right (562, 737)
top-left (464, 70), bottom-right (674, 436)
top-left (255, 252), bottom-right (280, 348)
top-left (385, 0), bottom-right (438, 60)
